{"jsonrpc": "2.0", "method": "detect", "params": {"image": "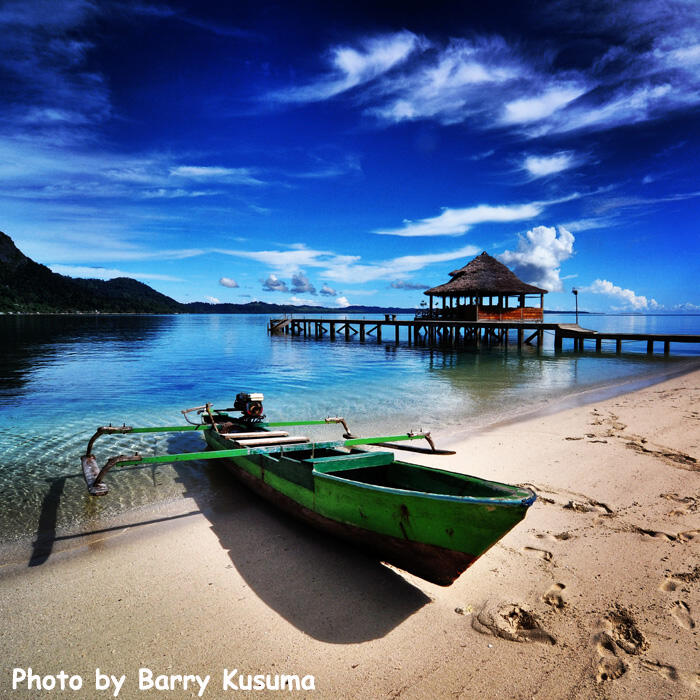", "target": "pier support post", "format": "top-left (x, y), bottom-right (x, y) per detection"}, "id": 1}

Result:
top-left (616, 339), bottom-right (622, 353)
top-left (330, 323), bottom-right (335, 340)
top-left (395, 324), bottom-right (400, 344)
top-left (595, 338), bottom-right (601, 352)
top-left (360, 323), bottom-right (365, 342)
top-left (376, 325), bottom-right (382, 343)
top-left (554, 332), bottom-right (562, 351)
top-left (664, 341), bottom-right (670, 355)
top-left (647, 340), bottom-right (653, 354)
